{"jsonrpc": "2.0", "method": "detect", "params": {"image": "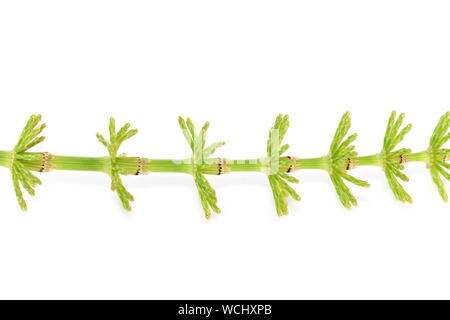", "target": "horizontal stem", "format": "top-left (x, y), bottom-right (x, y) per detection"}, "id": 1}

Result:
top-left (0, 150), bottom-right (446, 176)
top-left (227, 158), bottom-right (267, 172)
top-left (296, 157), bottom-right (329, 170)
top-left (408, 151), bottom-right (429, 163)
top-left (356, 154), bottom-right (383, 167)
top-left (52, 156), bottom-right (109, 172)
top-left (0, 151), bottom-right (11, 167)
top-left (146, 159), bottom-right (193, 174)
